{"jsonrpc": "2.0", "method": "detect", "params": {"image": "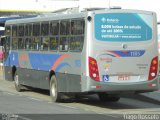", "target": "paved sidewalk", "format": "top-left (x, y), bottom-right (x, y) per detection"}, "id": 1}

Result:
top-left (0, 72), bottom-right (14, 92)
top-left (0, 68), bottom-right (15, 93)
top-left (0, 68), bottom-right (4, 80)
